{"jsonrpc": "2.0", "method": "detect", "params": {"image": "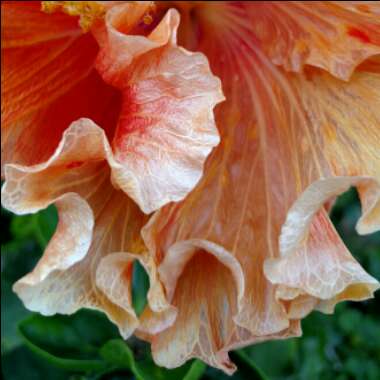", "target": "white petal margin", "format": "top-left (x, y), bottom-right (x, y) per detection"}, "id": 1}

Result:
top-left (96, 252), bottom-right (177, 339)
top-left (264, 176), bottom-right (380, 315)
top-left (6, 193), bottom-right (94, 285)
top-left (1, 120), bottom-right (104, 286)
top-left (1, 119), bottom-right (142, 336)
top-left (158, 239), bottom-right (245, 307)
top-left (278, 176), bottom-right (380, 257)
